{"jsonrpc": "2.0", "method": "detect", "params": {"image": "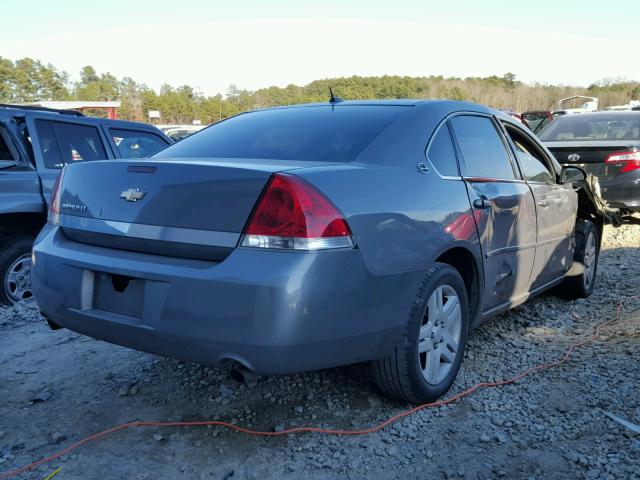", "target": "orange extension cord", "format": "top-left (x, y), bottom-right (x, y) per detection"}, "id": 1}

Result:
top-left (1, 295), bottom-right (638, 479)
